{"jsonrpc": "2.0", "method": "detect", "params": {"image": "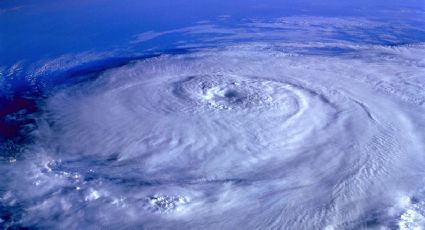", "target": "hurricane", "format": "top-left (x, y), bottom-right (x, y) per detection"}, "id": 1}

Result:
top-left (1, 1), bottom-right (425, 229)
